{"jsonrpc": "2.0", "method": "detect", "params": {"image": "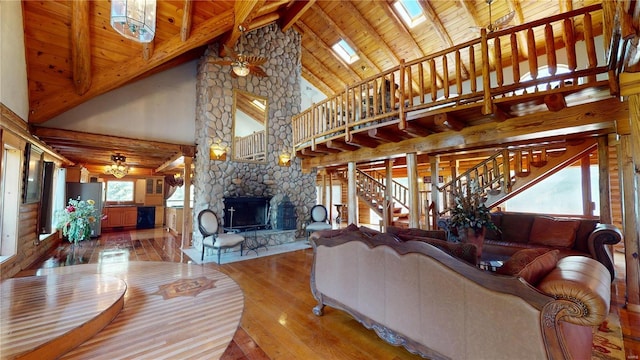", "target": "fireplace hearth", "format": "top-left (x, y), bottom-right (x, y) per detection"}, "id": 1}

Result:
top-left (223, 197), bottom-right (270, 229)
